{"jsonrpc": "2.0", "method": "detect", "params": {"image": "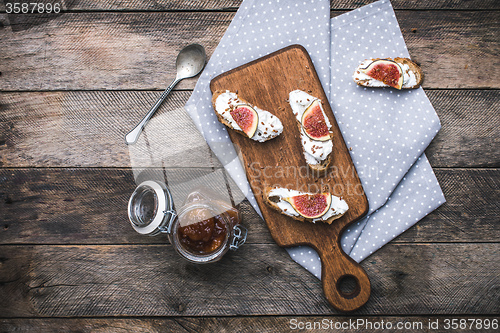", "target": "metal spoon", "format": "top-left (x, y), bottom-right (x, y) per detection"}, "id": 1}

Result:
top-left (125, 44), bottom-right (206, 145)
